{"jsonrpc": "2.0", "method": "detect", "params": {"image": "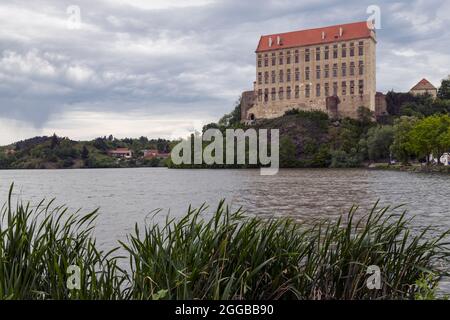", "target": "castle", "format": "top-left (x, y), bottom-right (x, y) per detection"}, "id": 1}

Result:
top-left (241, 21), bottom-right (387, 122)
